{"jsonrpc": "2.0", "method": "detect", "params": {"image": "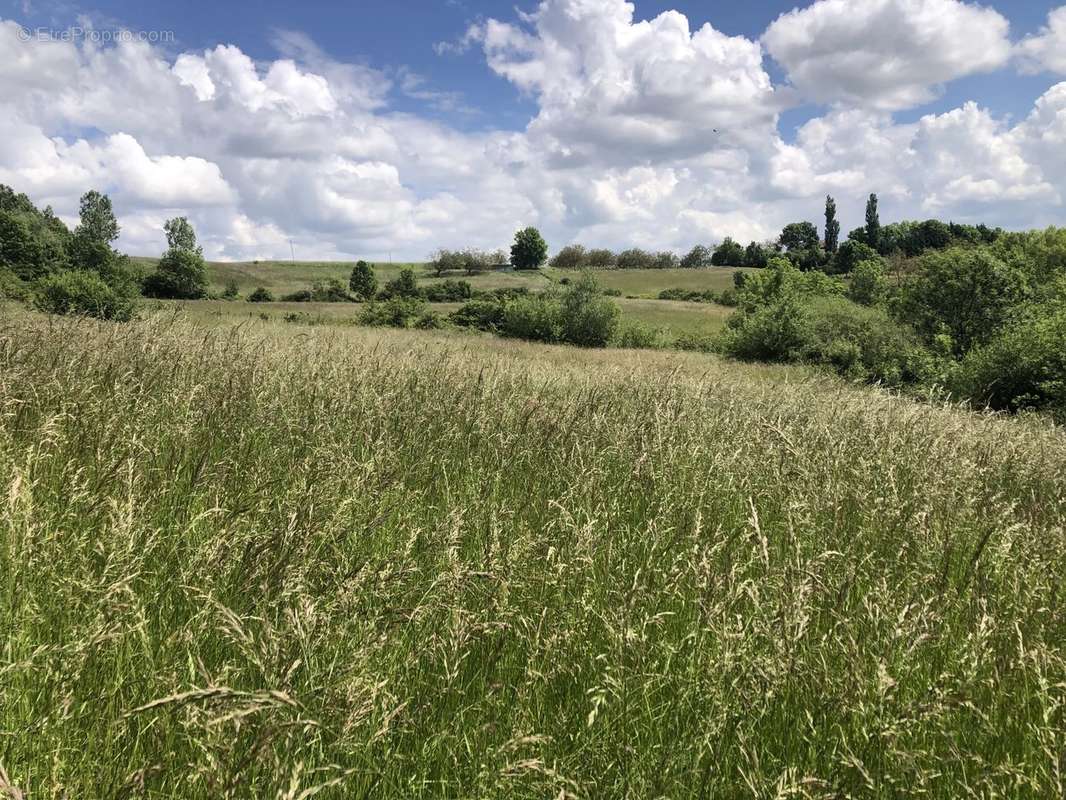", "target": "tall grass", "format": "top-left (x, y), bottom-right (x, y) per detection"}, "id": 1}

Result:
top-left (1, 314), bottom-right (1065, 798)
